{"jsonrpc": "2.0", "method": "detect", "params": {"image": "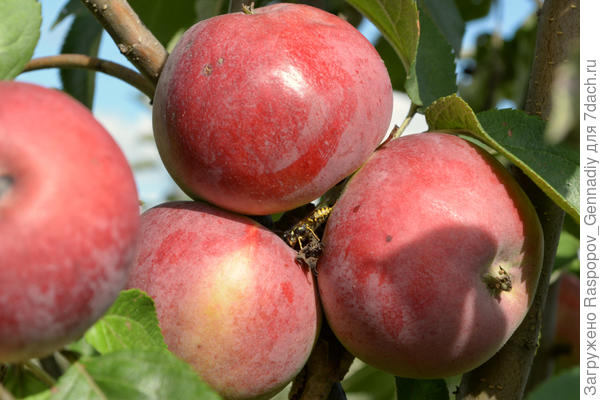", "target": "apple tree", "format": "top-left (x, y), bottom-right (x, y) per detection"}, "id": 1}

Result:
top-left (0, 0), bottom-right (579, 399)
